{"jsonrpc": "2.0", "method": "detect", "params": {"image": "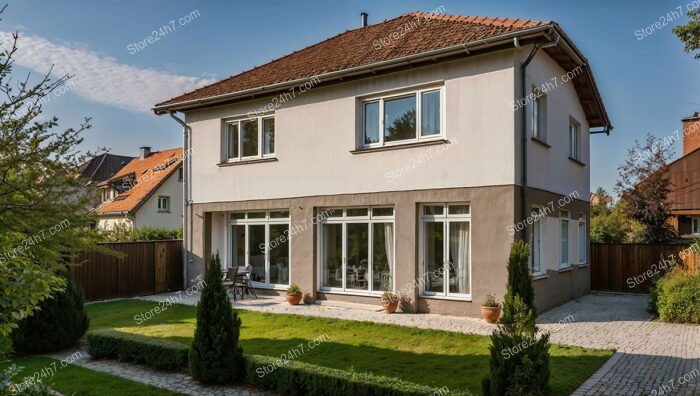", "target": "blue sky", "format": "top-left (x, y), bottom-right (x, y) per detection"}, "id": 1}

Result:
top-left (3, 0), bottom-right (698, 194)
